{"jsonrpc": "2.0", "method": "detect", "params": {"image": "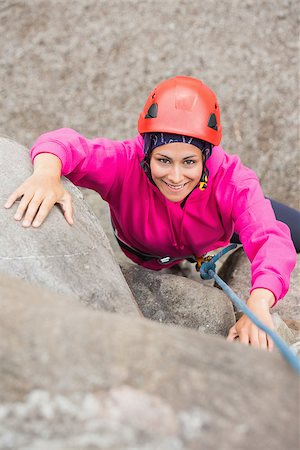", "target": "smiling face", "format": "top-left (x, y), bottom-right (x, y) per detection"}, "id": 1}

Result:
top-left (150, 143), bottom-right (203, 202)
